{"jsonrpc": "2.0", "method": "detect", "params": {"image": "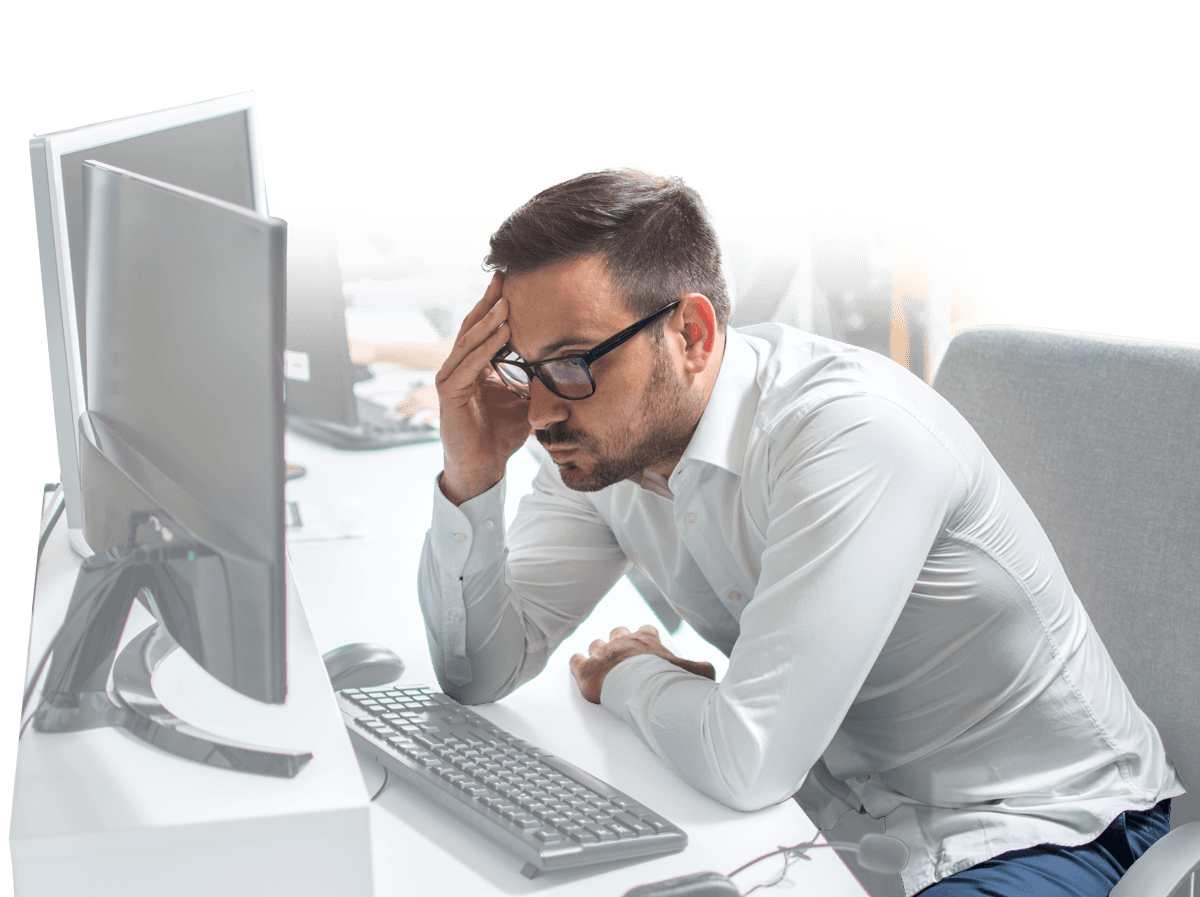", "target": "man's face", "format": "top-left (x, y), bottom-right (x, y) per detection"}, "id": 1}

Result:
top-left (502, 255), bottom-right (702, 491)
